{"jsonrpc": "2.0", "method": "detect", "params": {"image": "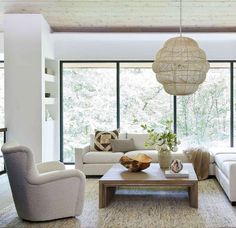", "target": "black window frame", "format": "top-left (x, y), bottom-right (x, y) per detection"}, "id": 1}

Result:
top-left (60, 60), bottom-right (235, 164)
top-left (0, 60), bottom-right (6, 175)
